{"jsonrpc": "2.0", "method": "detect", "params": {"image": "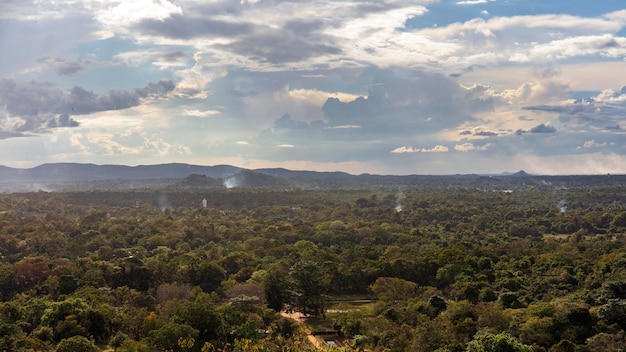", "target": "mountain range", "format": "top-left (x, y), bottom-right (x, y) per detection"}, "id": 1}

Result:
top-left (0, 162), bottom-right (623, 192)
